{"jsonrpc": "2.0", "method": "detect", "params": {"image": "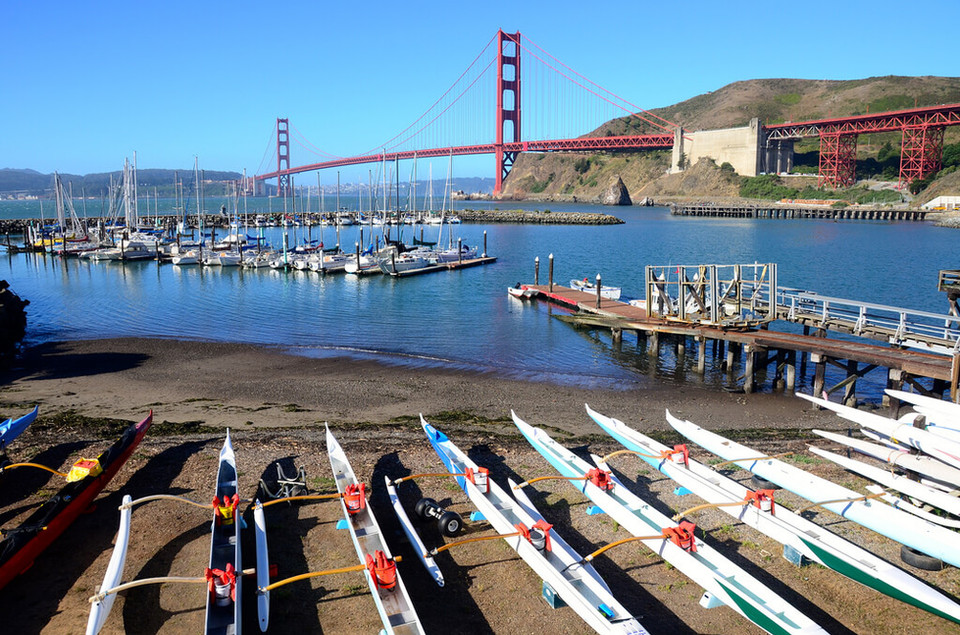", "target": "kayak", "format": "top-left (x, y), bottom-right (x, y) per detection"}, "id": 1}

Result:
top-left (0, 411), bottom-right (153, 591)
top-left (326, 425), bottom-right (424, 635)
top-left (586, 404), bottom-right (960, 624)
top-left (254, 500), bottom-right (269, 632)
top-left (512, 411), bottom-right (826, 635)
top-left (421, 416), bottom-right (649, 635)
top-left (797, 393), bottom-right (960, 470)
top-left (808, 444), bottom-right (960, 517)
top-left (384, 475), bottom-right (444, 587)
top-left (86, 495), bottom-right (133, 635)
top-left (0, 405), bottom-right (38, 451)
top-left (205, 430), bottom-right (242, 635)
top-left (812, 428), bottom-right (960, 491)
top-left (667, 411), bottom-right (960, 569)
